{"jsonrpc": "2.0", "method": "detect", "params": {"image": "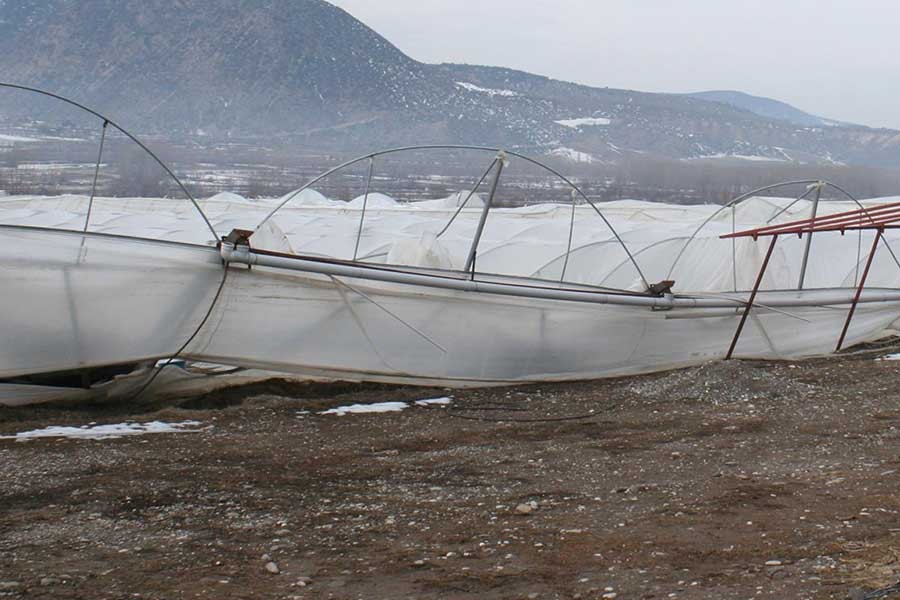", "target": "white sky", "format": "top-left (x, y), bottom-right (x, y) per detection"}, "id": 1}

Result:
top-left (330, 0), bottom-right (900, 129)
